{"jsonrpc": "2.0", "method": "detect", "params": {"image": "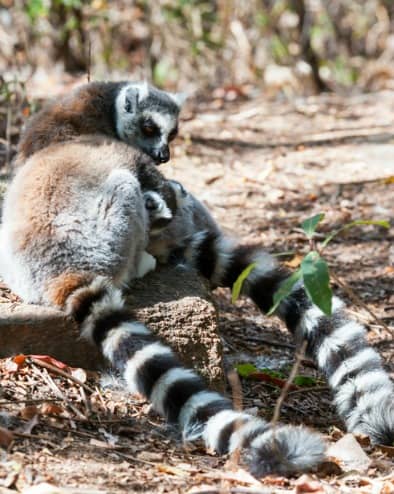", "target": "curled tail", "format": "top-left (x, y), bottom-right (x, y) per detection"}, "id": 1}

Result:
top-left (190, 232), bottom-right (394, 446)
top-left (46, 272), bottom-right (325, 476)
